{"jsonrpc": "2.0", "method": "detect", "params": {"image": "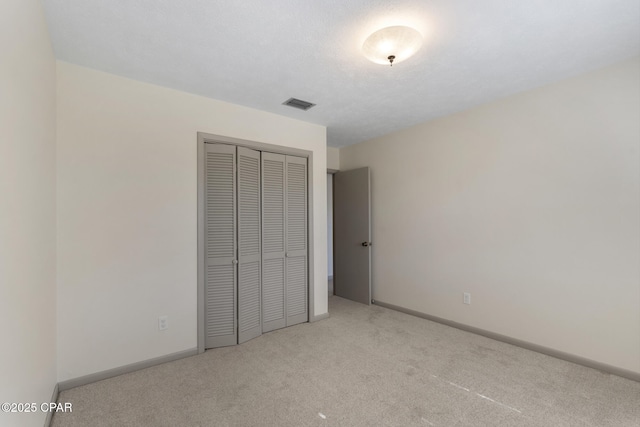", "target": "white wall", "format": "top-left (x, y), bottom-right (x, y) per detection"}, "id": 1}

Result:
top-left (57, 62), bottom-right (327, 381)
top-left (327, 146), bottom-right (340, 170)
top-left (0, 1), bottom-right (57, 425)
top-left (340, 57), bottom-right (640, 374)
